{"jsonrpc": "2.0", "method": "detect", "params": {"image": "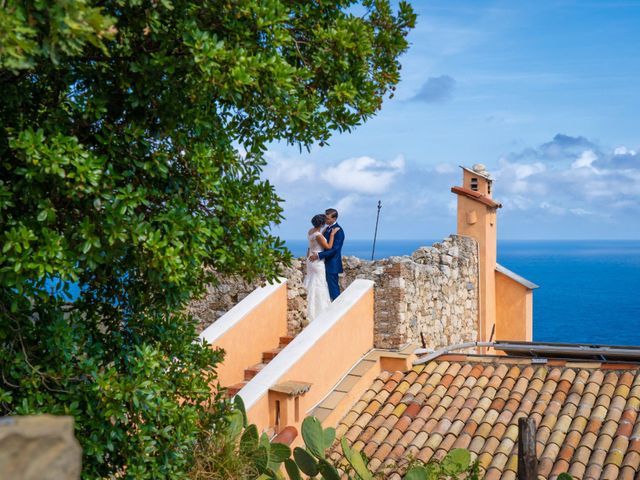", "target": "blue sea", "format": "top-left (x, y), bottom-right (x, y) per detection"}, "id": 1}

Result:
top-left (286, 239), bottom-right (640, 347)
